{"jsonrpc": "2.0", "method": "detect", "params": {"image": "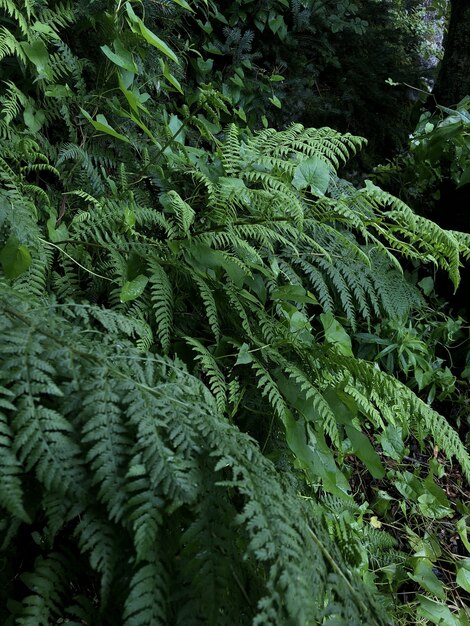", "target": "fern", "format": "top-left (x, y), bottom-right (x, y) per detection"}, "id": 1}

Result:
top-left (148, 257), bottom-right (173, 353)
top-left (0, 290), bottom-right (390, 625)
